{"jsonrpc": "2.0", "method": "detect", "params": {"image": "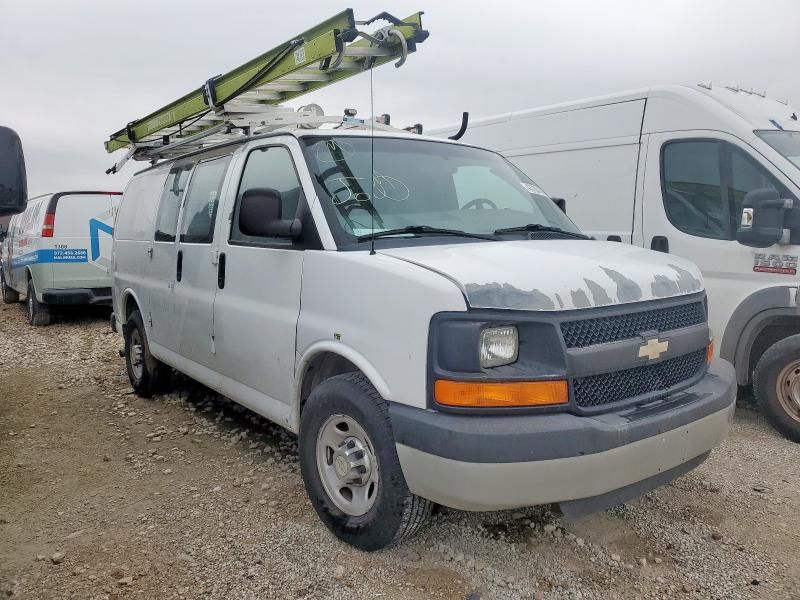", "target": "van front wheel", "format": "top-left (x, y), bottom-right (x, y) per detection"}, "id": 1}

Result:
top-left (1, 271), bottom-right (19, 304)
top-left (124, 310), bottom-right (166, 398)
top-left (299, 372), bottom-right (433, 551)
top-left (26, 280), bottom-right (50, 326)
top-left (754, 335), bottom-right (800, 443)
